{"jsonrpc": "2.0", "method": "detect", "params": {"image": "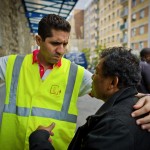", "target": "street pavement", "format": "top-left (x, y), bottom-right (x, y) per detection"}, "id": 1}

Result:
top-left (77, 94), bottom-right (104, 128)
